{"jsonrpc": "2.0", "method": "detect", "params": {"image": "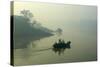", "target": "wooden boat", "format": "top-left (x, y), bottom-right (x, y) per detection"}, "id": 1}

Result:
top-left (53, 40), bottom-right (71, 49)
